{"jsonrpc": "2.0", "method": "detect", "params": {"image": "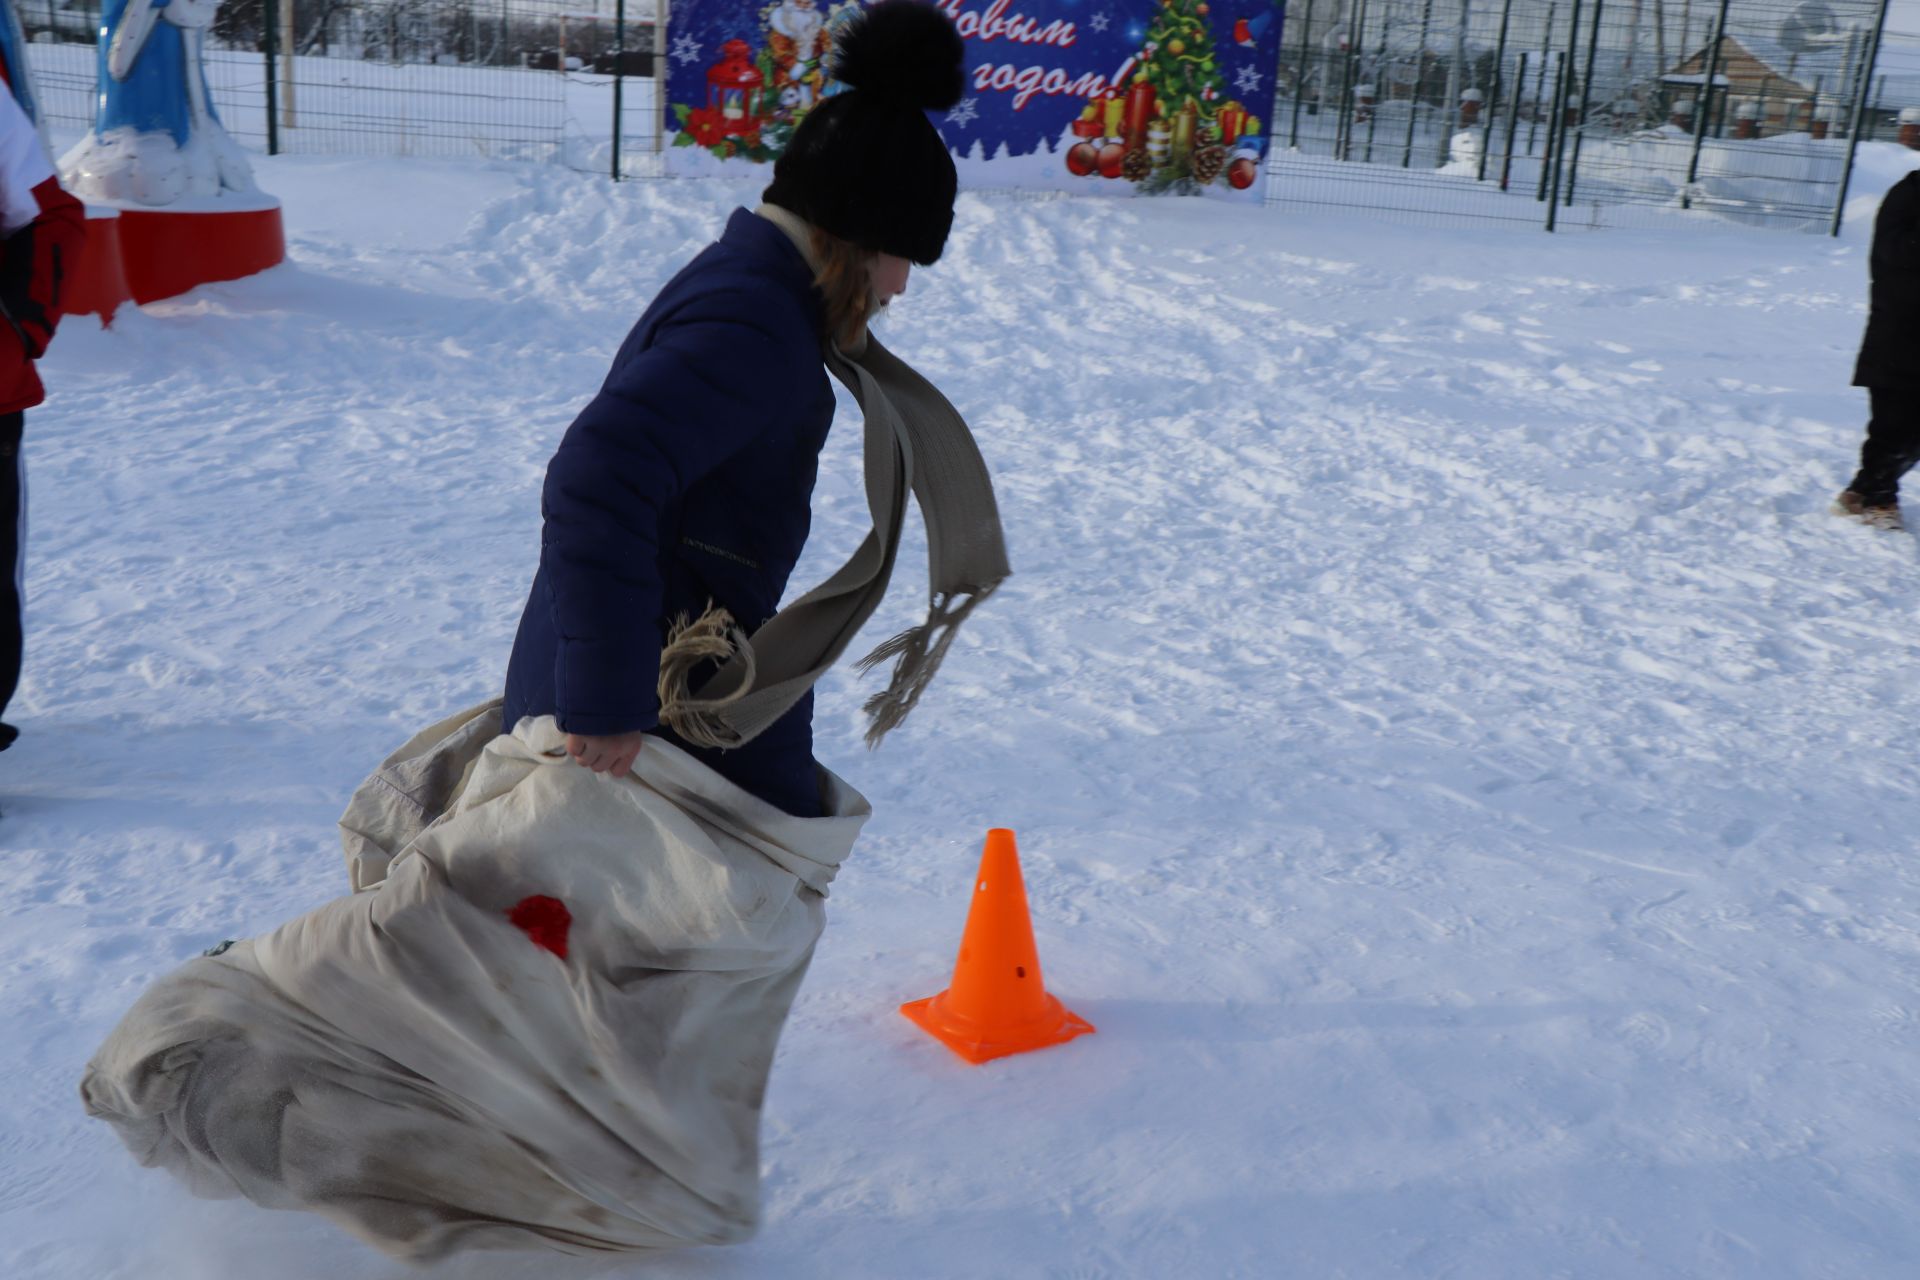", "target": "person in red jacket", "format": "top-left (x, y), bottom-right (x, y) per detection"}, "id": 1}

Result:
top-left (0, 83), bottom-right (84, 750)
